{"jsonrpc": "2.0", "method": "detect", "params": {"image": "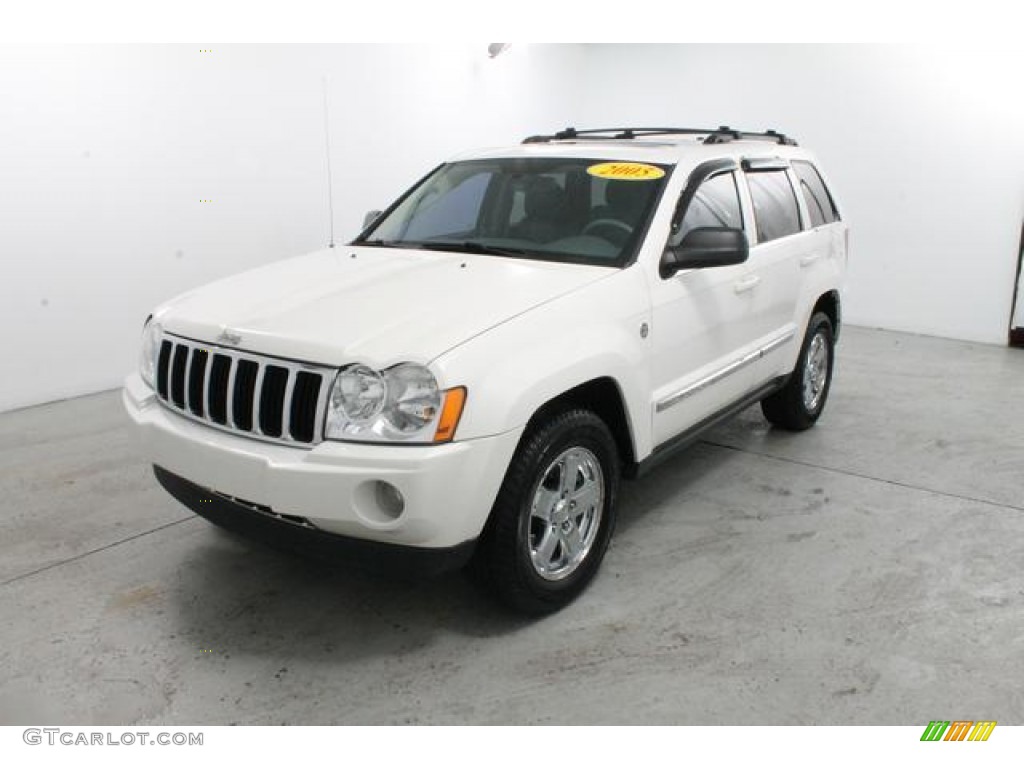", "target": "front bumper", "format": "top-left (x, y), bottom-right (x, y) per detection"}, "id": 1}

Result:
top-left (153, 466), bottom-right (477, 575)
top-left (123, 374), bottom-right (522, 551)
